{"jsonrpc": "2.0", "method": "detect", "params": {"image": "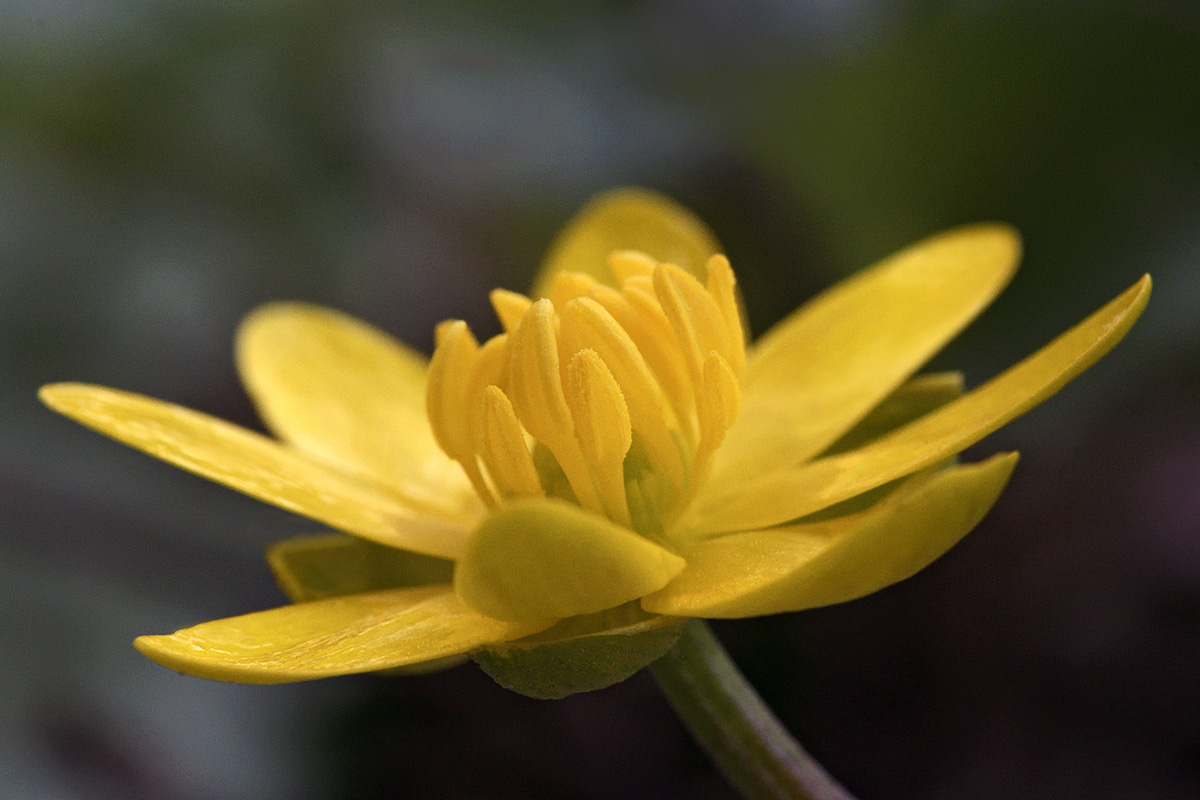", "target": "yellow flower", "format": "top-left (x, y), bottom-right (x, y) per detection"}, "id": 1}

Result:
top-left (40, 189), bottom-right (1149, 698)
